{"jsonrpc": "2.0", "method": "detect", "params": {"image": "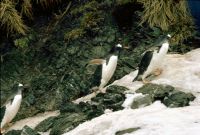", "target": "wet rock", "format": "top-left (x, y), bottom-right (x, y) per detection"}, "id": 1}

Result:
top-left (131, 94), bottom-right (153, 109)
top-left (136, 84), bottom-right (195, 107)
top-left (35, 116), bottom-right (56, 132)
top-left (60, 102), bottom-right (104, 119)
top-left (163, 91), bottom-right (195, 107)
top-left (115, 127), bottom-right (140, 135)
top-left (91, 85), bottom-right (127, 111)
top-left (78, 102), bottom-right (104, 120)
top-left (4, 130), bottom-right (21, 135)
top-left (34, 102), bottom-right (104, 135)
top-left (50, 113), bottom-right (87, 135)
top-left (35, 86), bottom-right (127, 135)
top-left (20, 126), bottom-right (40, 135)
